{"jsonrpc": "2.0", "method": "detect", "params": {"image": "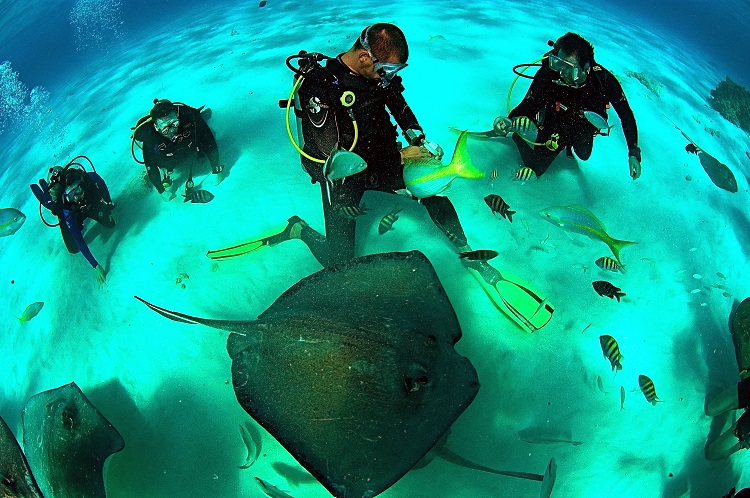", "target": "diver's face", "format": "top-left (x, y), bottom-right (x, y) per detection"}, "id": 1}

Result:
top-left (360, 49), bottom-right (405, 84)
top-left (549, 50), bottom-right (585, 86)
top-left (155, 111), bottom-right (179, 139)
